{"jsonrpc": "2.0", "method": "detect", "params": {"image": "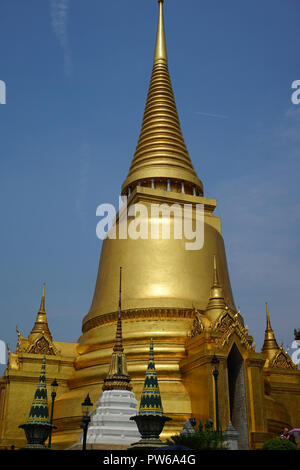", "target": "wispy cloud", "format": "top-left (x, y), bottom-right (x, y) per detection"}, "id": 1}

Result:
top-left (50, 0), bottom-right (72, 76)
top-left (195, 111), bottom-right (229, 119)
